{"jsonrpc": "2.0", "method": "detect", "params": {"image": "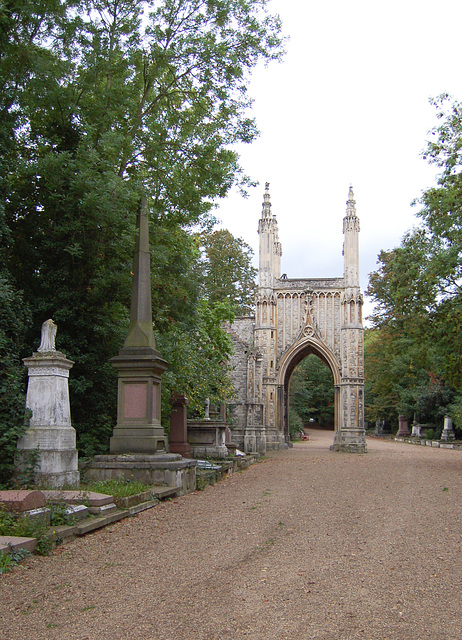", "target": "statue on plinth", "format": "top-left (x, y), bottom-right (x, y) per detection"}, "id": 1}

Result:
top-left (37, 319), bottom-right (57, 352)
